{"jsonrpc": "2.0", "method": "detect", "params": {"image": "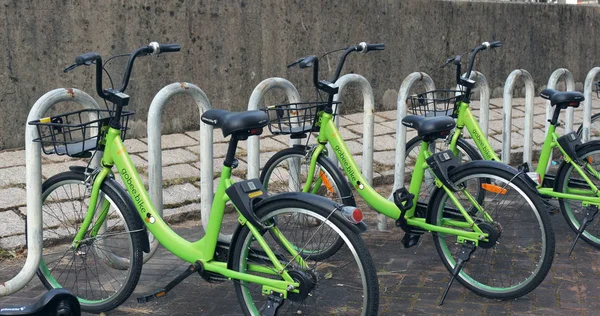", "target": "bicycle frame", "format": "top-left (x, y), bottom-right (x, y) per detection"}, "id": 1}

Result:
top-left (449, 100), bottom-right (600, 205)
top-left (306, 111), bottom-right (489, 243)
top-left (71, 127), bottom-right (302, 294)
